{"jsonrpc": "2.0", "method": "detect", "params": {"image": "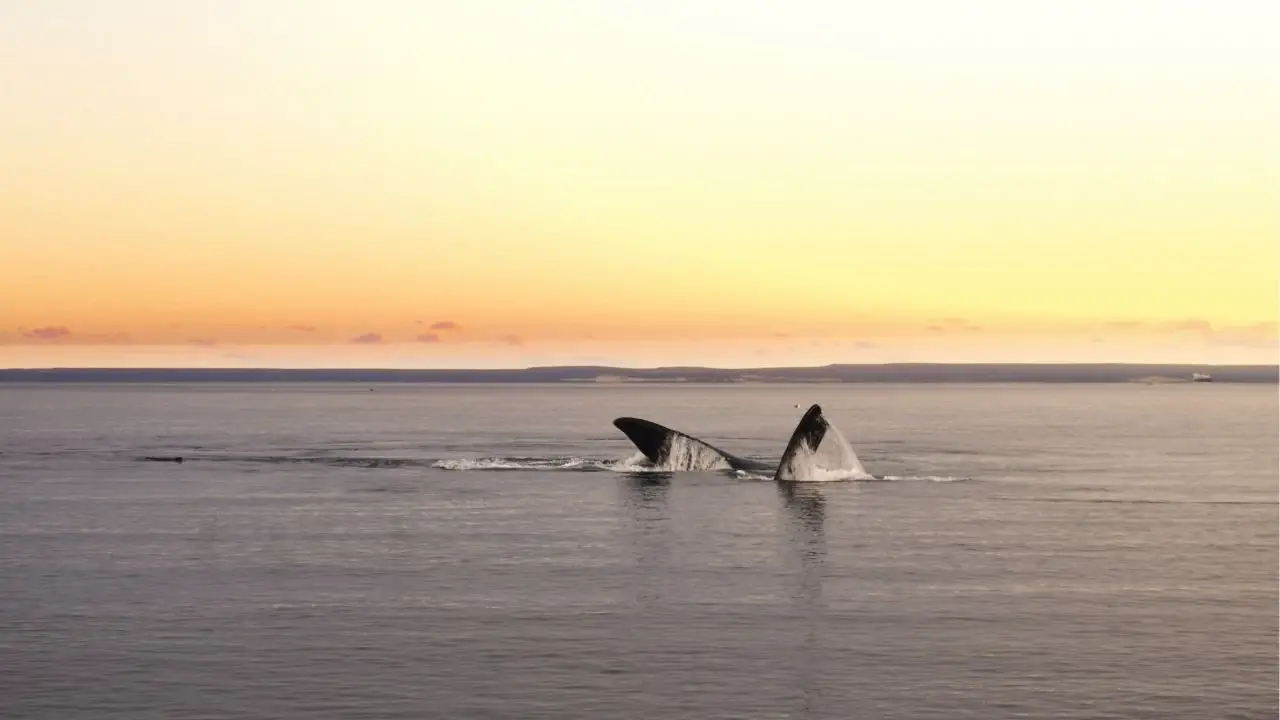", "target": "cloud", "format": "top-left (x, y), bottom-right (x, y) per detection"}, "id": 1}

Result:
top-left (23, 326), bottom-right (72, 340)
top-left (772, 332), bottom-right (790, 339)
top-left (1162, 318), bottom-right (1211, 332)
top-left (927, 317), bottom-right (981, 333)
top-left (288, 325), bottom-right (317, 332)
top-left (853, 341), bottom-right (877, 350)
top-left (88, 332), bottom-right (132, 344)
top-left (1205, 322), bottom-right (1279, 349)
top-left (187, 338), bottom-right (218, 347)
top-left (16, 328), bottom-right (129, 344)
top-left (416, 332), bottom-right (441, 343)
top-left (430, 321), bottom-right (461, 331)
top-left (1104, 320), bottom-right (1144, 329)
top-left (501, 334), bottom-right (523, 346)
top-left (350, 333), bottom-right (383, 344)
